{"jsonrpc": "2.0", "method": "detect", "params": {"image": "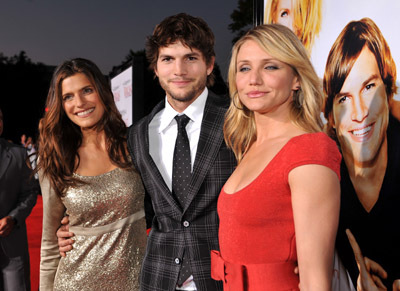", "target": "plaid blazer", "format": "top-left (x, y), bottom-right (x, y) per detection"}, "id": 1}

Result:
top-left (127, 92), bottom-right (236, 291)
